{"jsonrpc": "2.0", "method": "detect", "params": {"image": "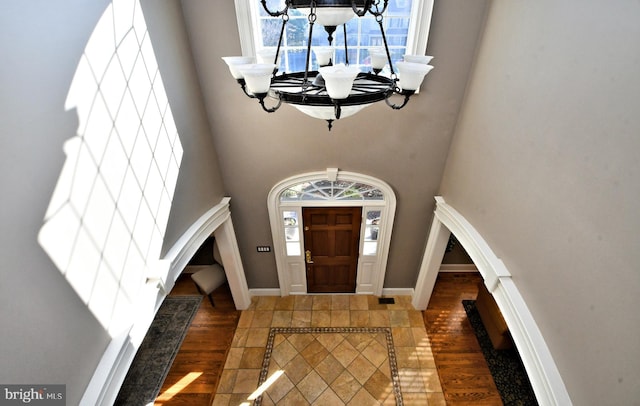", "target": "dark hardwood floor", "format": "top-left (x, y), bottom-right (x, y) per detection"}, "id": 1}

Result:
top-left (155, 272), bottom-right (501, 405)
